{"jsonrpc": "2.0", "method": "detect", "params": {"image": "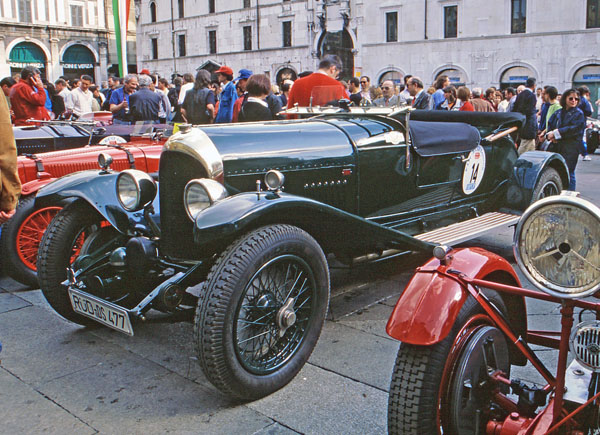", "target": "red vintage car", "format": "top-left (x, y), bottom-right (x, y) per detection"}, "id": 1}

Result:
top-left (1, 124), bottom-right (169, 287)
